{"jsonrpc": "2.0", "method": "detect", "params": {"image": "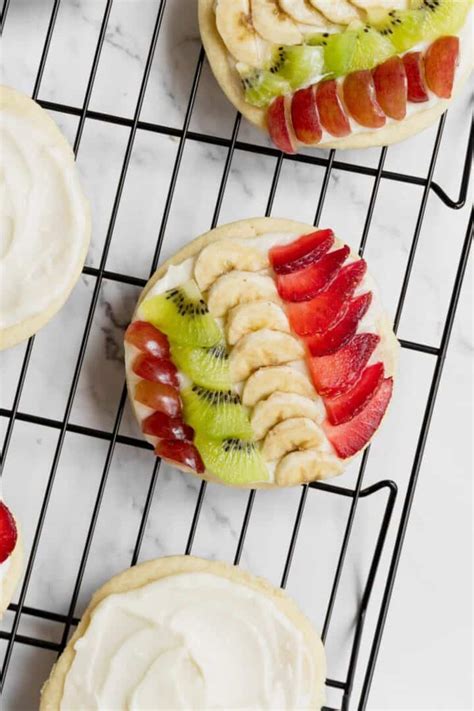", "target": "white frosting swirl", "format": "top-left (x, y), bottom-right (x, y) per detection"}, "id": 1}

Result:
top-left (60, 572), bottom-right (315, 710)
top-left (0, 88), bottom-right (89, 330)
